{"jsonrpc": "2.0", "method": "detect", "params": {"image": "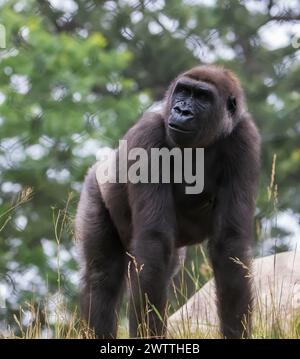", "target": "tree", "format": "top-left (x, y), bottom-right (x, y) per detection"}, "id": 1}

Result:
top-left (0, 0), bottom-right (143, 328)
top-left (1, 0), bottom-right (300, 332)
